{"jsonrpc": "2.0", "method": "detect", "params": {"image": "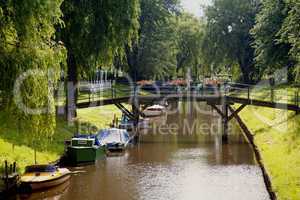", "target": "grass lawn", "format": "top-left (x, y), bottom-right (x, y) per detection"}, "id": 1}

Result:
top-left (0, 104), bottom-right (124, 173)
top-left (0, 116), bottom-right (75, 173)
top-left (77, 104), bottom-right (129, 129)
top-left (236, 85), bottom-right (300, 200)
